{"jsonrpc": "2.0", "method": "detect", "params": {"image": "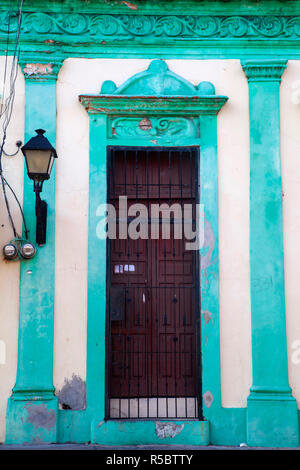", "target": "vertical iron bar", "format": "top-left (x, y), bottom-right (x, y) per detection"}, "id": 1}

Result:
top-left (195, 147), bottom-right (203, 420)
top-left (181, 151), bottom-right (188, 418)
top-left (164, 150), bottom-right (169, 418)
top-left (125, 149), bottom-right (131, 418)
top-left (189, 148), bottom-right (194, 418)
top-left (190, 148), bottom-right (199, 419)
top-left (156, 150), bottom-right (161, 416)
top-left (115, 150), bottom-right (122, 419)
top-left (105, 147), bottom-right (112, 420)
top-left (135, 149), bottom-right (140, 418)
top-left (145, 149), bottom-right (150, 418)
top-left (171, 150), bottom-right (178, 419)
